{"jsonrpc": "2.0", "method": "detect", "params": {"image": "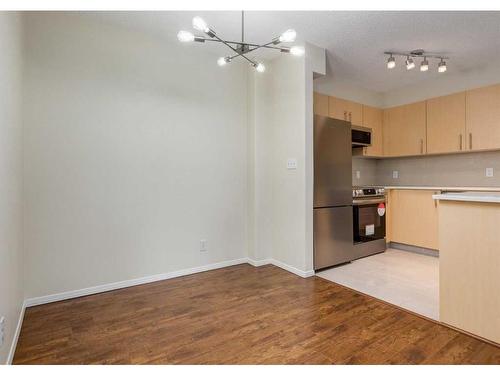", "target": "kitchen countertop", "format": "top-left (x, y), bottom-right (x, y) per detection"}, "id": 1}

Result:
top-left (432, 191), bottom-right (500, 203)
